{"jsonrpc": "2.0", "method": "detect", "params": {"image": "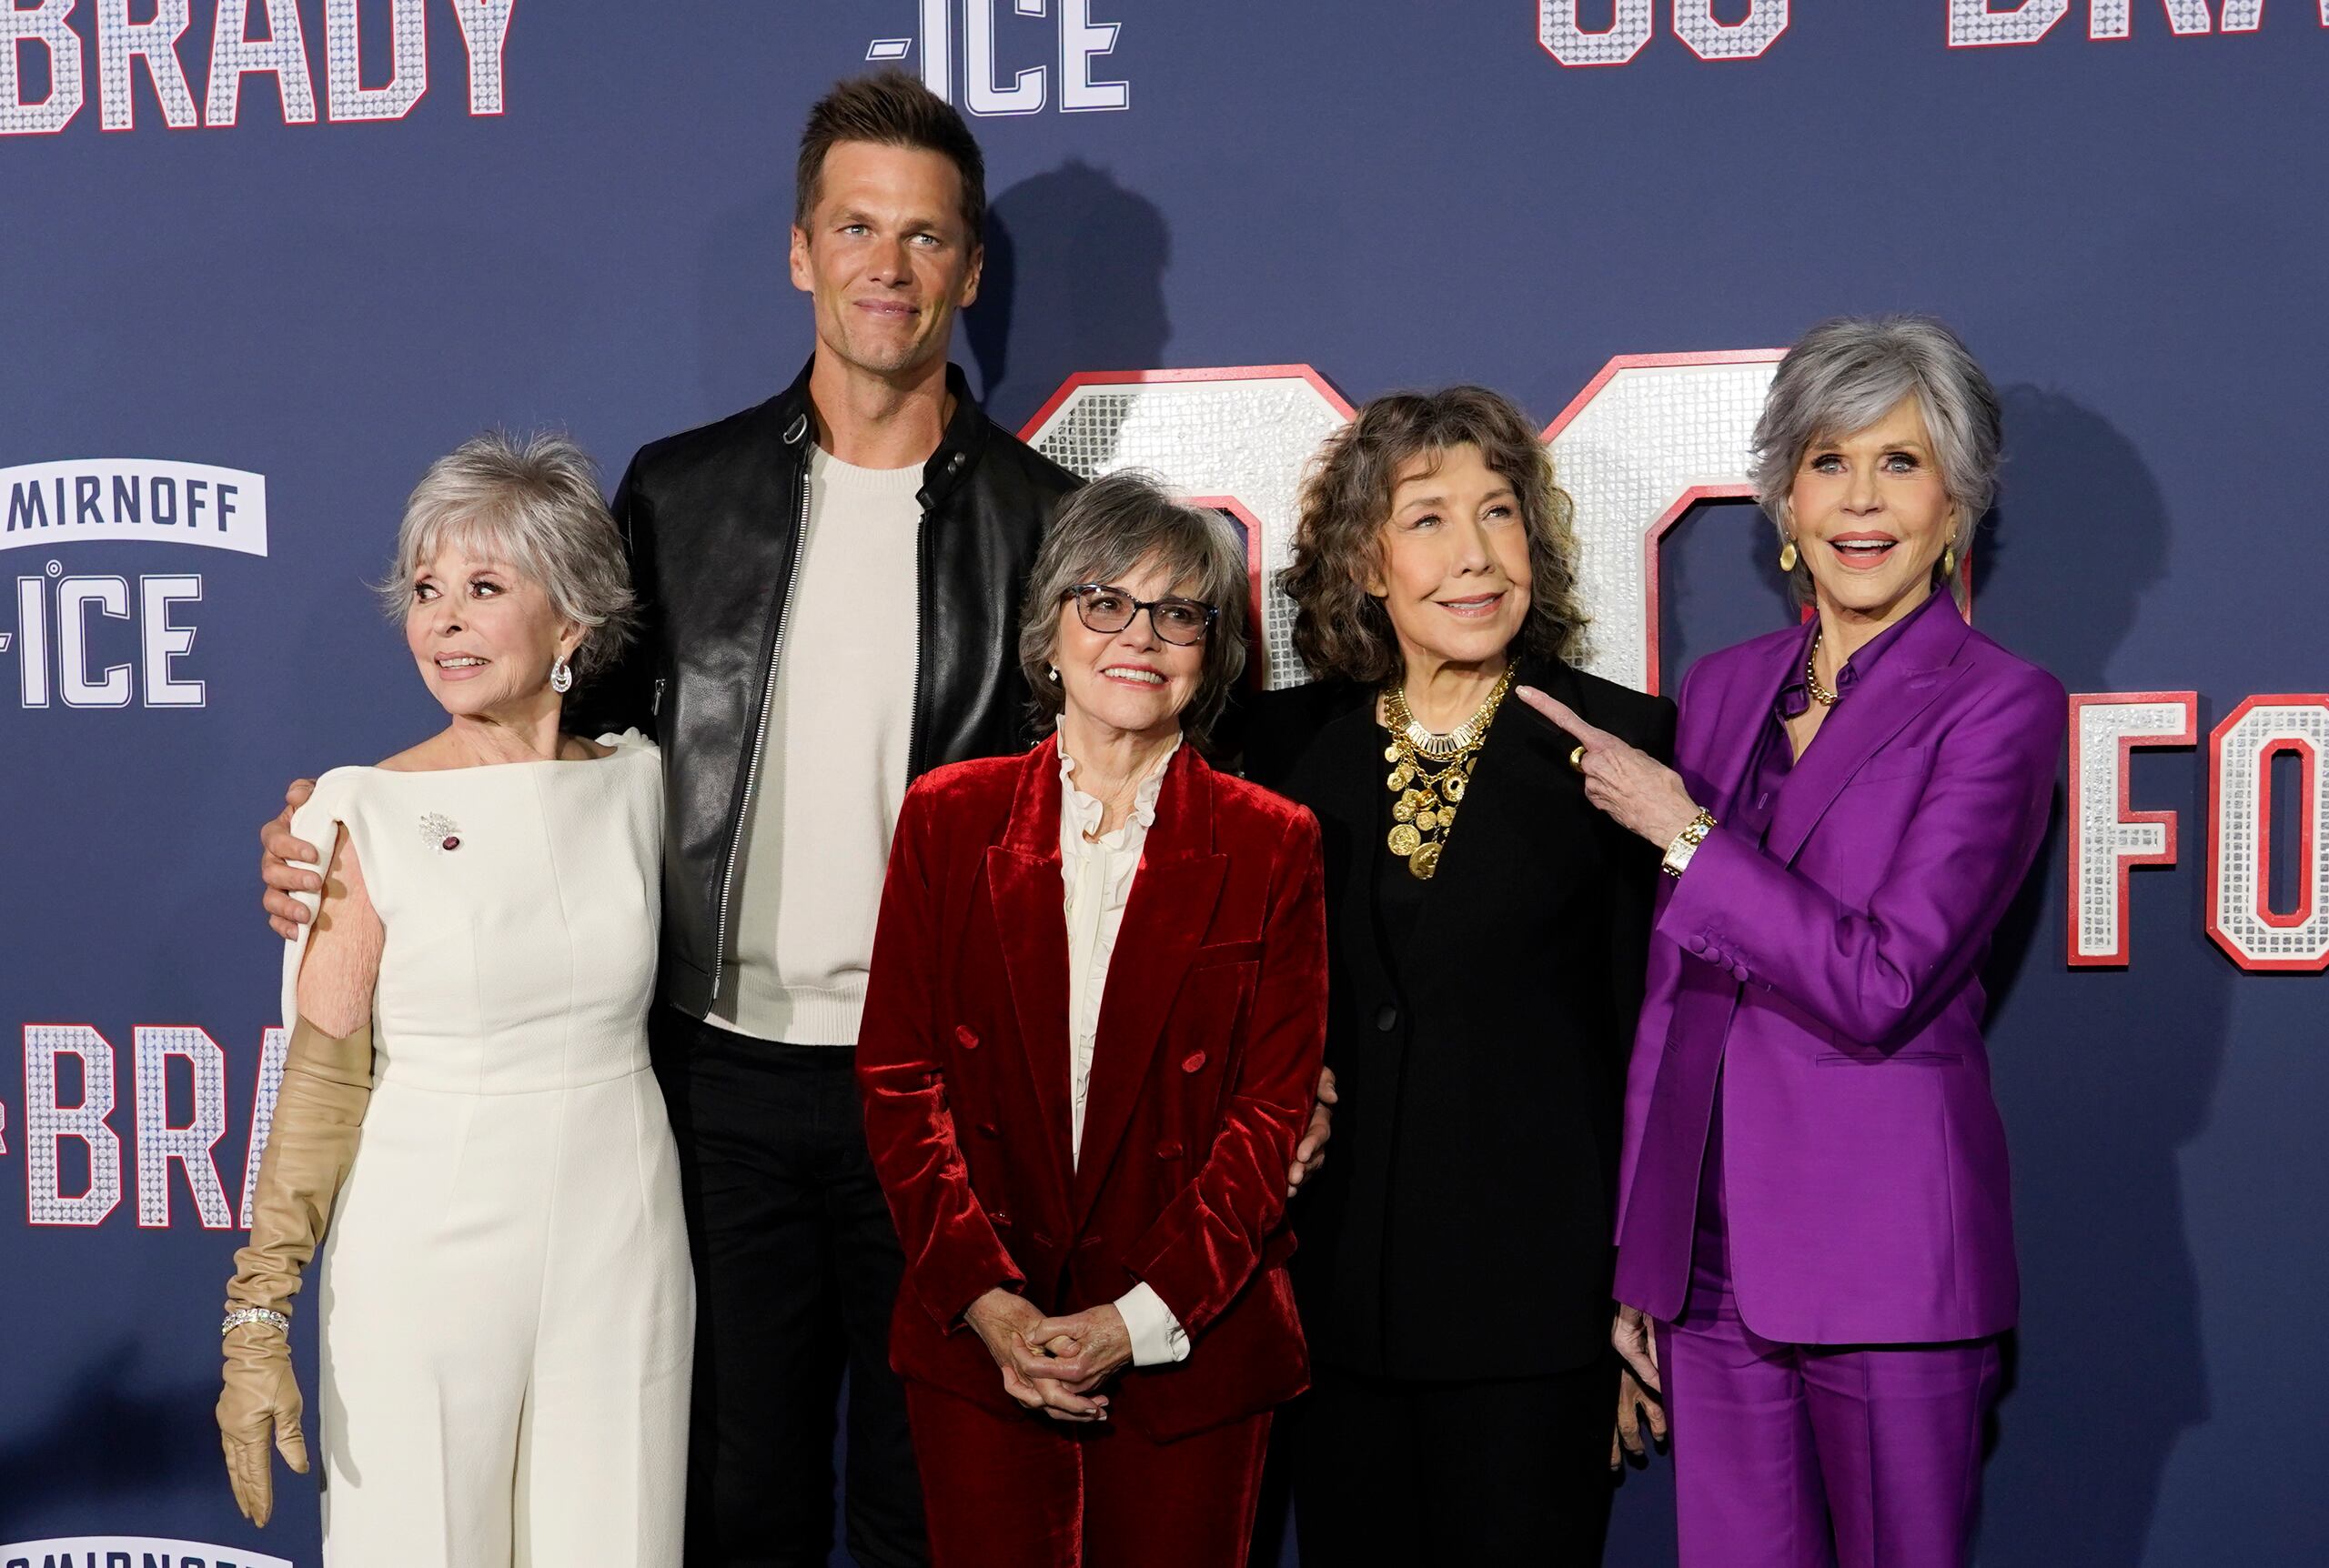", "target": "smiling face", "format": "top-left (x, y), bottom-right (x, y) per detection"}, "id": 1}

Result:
top-left (1051, 552), bottom-right (1209, 747)
top-left (1787, 396), bottom-right (1959, 628)
top-left (1365, 442), bottom-right (1533, 678)
top-left (402, 533), bottom-right (580, 719)
top-left (790, 139), bottom-right (982, 382)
